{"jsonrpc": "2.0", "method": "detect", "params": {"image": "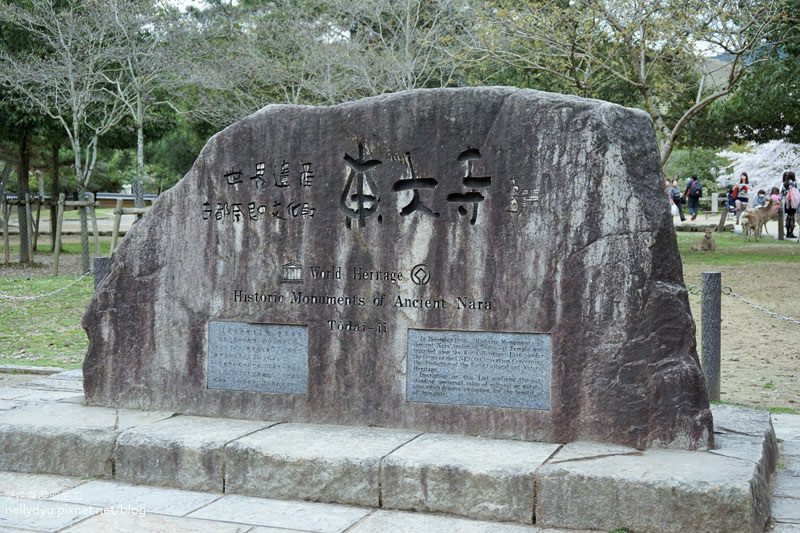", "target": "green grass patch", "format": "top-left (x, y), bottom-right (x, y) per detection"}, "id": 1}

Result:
top-left (676, 232), bottom-right (800, 266)
top-left (763, 382), bottom-right (776, 390)
top-left (0, 276), bottom-right (92, 369)
top-left (767, 406), bottom-right (797, 415)
top-left (2, 241), bottom-right (111, 256)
